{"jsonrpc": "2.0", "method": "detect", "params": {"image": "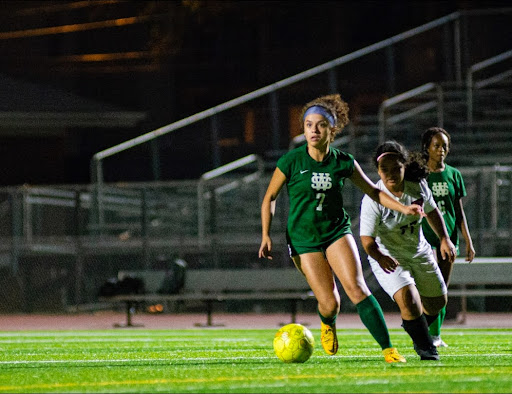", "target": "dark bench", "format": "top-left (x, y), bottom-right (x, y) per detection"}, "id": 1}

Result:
top-left (104, 268), bottom-right (315, 328)
top-left (448, 257), bottom-right (512, 323)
